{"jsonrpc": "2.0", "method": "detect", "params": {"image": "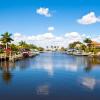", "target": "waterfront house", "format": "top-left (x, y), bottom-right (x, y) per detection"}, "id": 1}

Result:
top-left (89, 41), bottom-right (100, 48)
